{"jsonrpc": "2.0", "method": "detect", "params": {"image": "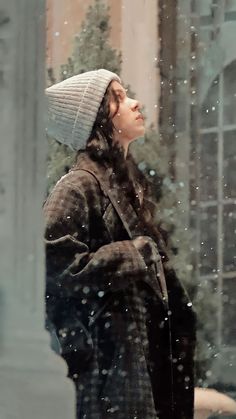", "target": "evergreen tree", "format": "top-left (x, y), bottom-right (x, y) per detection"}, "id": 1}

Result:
top-left (72, 0), bottom-right (121, 75)
top-left (47, 0), bottom-right (122, 193)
